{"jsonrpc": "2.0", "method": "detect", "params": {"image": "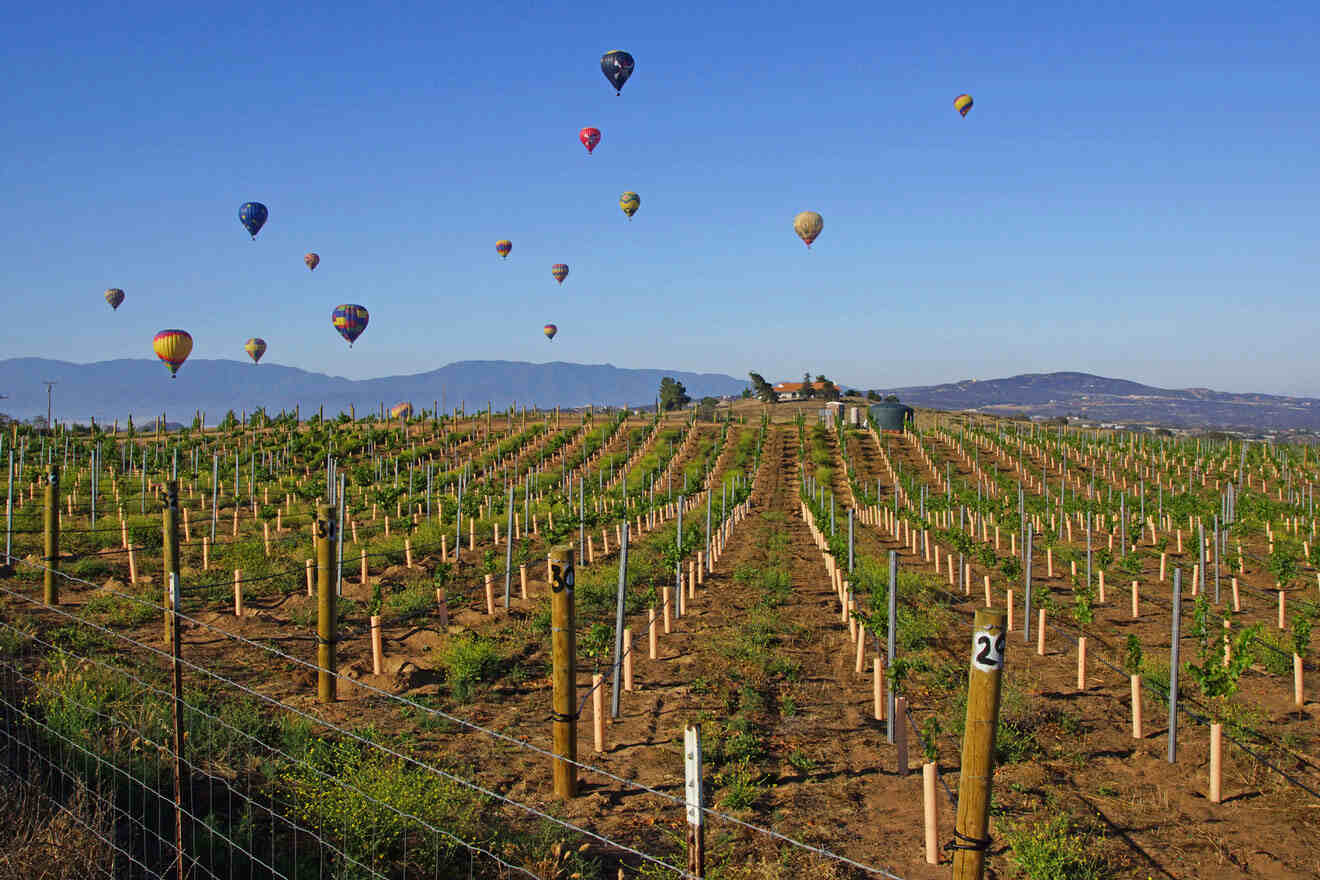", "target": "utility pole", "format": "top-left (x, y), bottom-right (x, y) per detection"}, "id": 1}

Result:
top-left (42, 381), bottom-right (56, 434)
